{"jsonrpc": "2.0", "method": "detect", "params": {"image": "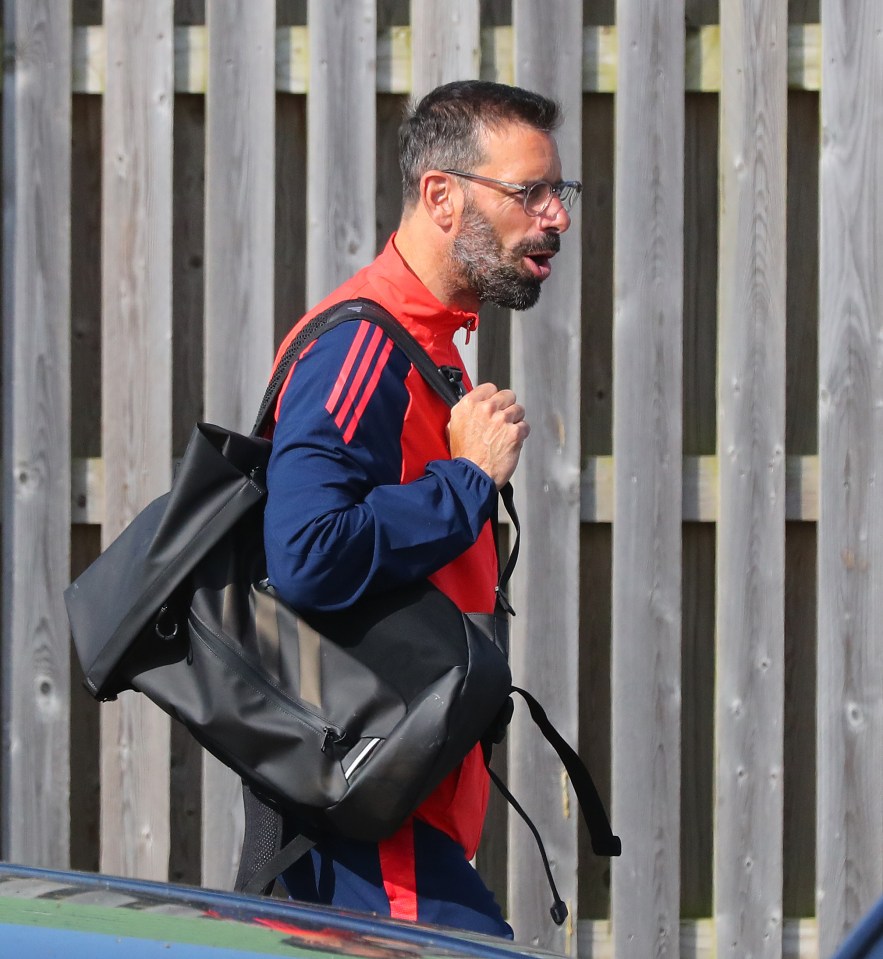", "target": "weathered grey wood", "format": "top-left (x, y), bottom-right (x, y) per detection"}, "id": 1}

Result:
top-left (508, 2), bottom-right (583, 951)
top-left (205, 0), bottom-right (275, 432)
top-left (714, 3), bottom-right (788, 957)
top-left (100, 0), bottom-right (174, 880)
top-left (202, 0), bottom-right (276, 890)
top-left (817, 1), bottom-right (883, 954)
top-left (410, 0), bottom-right (480, 380)
top-left (610, 3), bottom-right (684, 959)
top-left (411, 0), bottom-right (479, 99)
top-left (306, 0), bottom-right (377, 303)
top-left (1, 0), bottom-right (72, 867)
